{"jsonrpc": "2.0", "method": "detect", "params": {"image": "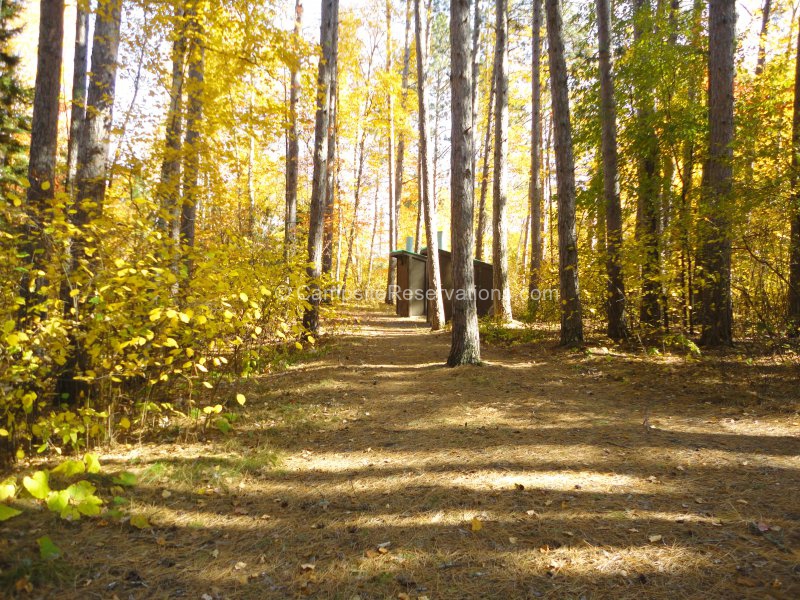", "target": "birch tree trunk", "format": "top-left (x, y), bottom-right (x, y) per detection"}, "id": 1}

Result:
top-left (545, 0), bottom-right (583, 345)
top-left (303, 0), bottom-right (338, 333)
top-left (415, 0), bottom-right (445, 330)
top-left (394, 0), bottom-right (412, 244)
top-left (285, 0), bottom-right (303, 258)
top-left (596, 0), bottom-right (628, 340)
top-left (697, 0), bottom-right (735, 346)
top-left (491, 0), bottom-right (512, 321)
top-left (447, 0), bottom-right (480, 364)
